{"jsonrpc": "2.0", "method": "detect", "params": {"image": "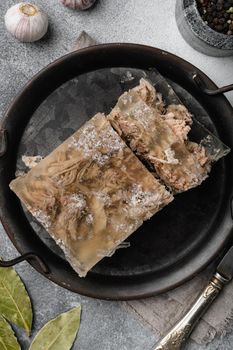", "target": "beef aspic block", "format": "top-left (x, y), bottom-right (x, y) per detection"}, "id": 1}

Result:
top-left (10, 113), bottom-right (173, 277)
top-left (108, 79), bottom-right (211, 193)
